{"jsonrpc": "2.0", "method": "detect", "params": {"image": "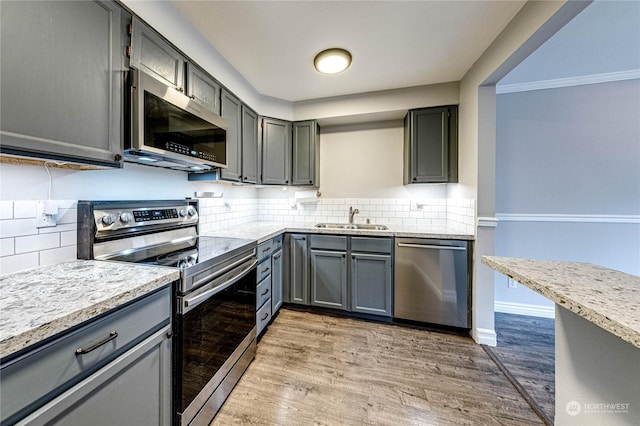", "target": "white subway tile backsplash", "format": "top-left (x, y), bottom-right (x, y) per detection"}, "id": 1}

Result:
top-left (0, 196), bottom-right (475, 273)
top-left (0, 201), bottom-right (13, 220)
top-left (40, 245), bottom-right (76, 267)
top-left (15, 233), bottom-right (60, 254)
top-left (14, 201), bottom-right (37, 219)
top-left (0, 218), bottom-right (38, 238)
top-left (0, 238), bottom-right (15, 257)
top-left (60, 230), bottom-right (77, 247)
top-left (0, 252), bottom-right (39, 275)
